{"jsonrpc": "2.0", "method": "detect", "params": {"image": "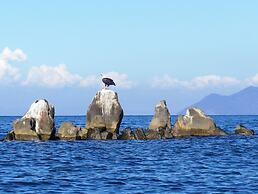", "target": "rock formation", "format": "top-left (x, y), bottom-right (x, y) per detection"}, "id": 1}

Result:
top-left (58, 122), bottom-right (88, 140)
top-left (144, 100), bottom-right (173, 140)
top-left (149, 100), bottom-right (171, 130)
top-left (86, 89), bottom-right (123, 136)
top-left (5, 99), bottom-right (55, 141)
top-left (235, 125), bottom-right (255, 136)
top-left (119, 128), bottom-right (147, 140)
top-left (87, 128), bottom-right (116, 140)
top-left (134, 128), bottom-right (146, 140)
top-left (172, 107), bottom-right (227, 137)
top-left (119, 128), bottom-right (135, 140)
